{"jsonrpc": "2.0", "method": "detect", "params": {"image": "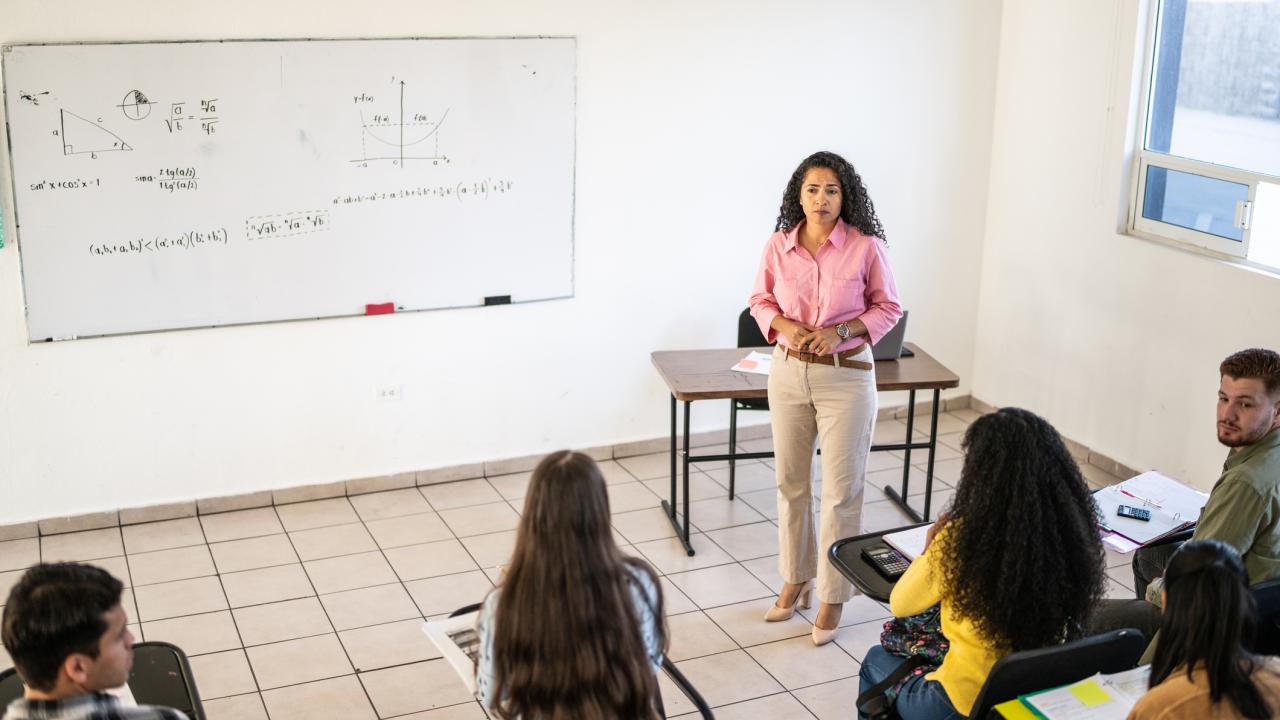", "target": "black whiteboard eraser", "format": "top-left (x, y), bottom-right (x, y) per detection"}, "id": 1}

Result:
top-left (484, 295), bottom-right (512, 306)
